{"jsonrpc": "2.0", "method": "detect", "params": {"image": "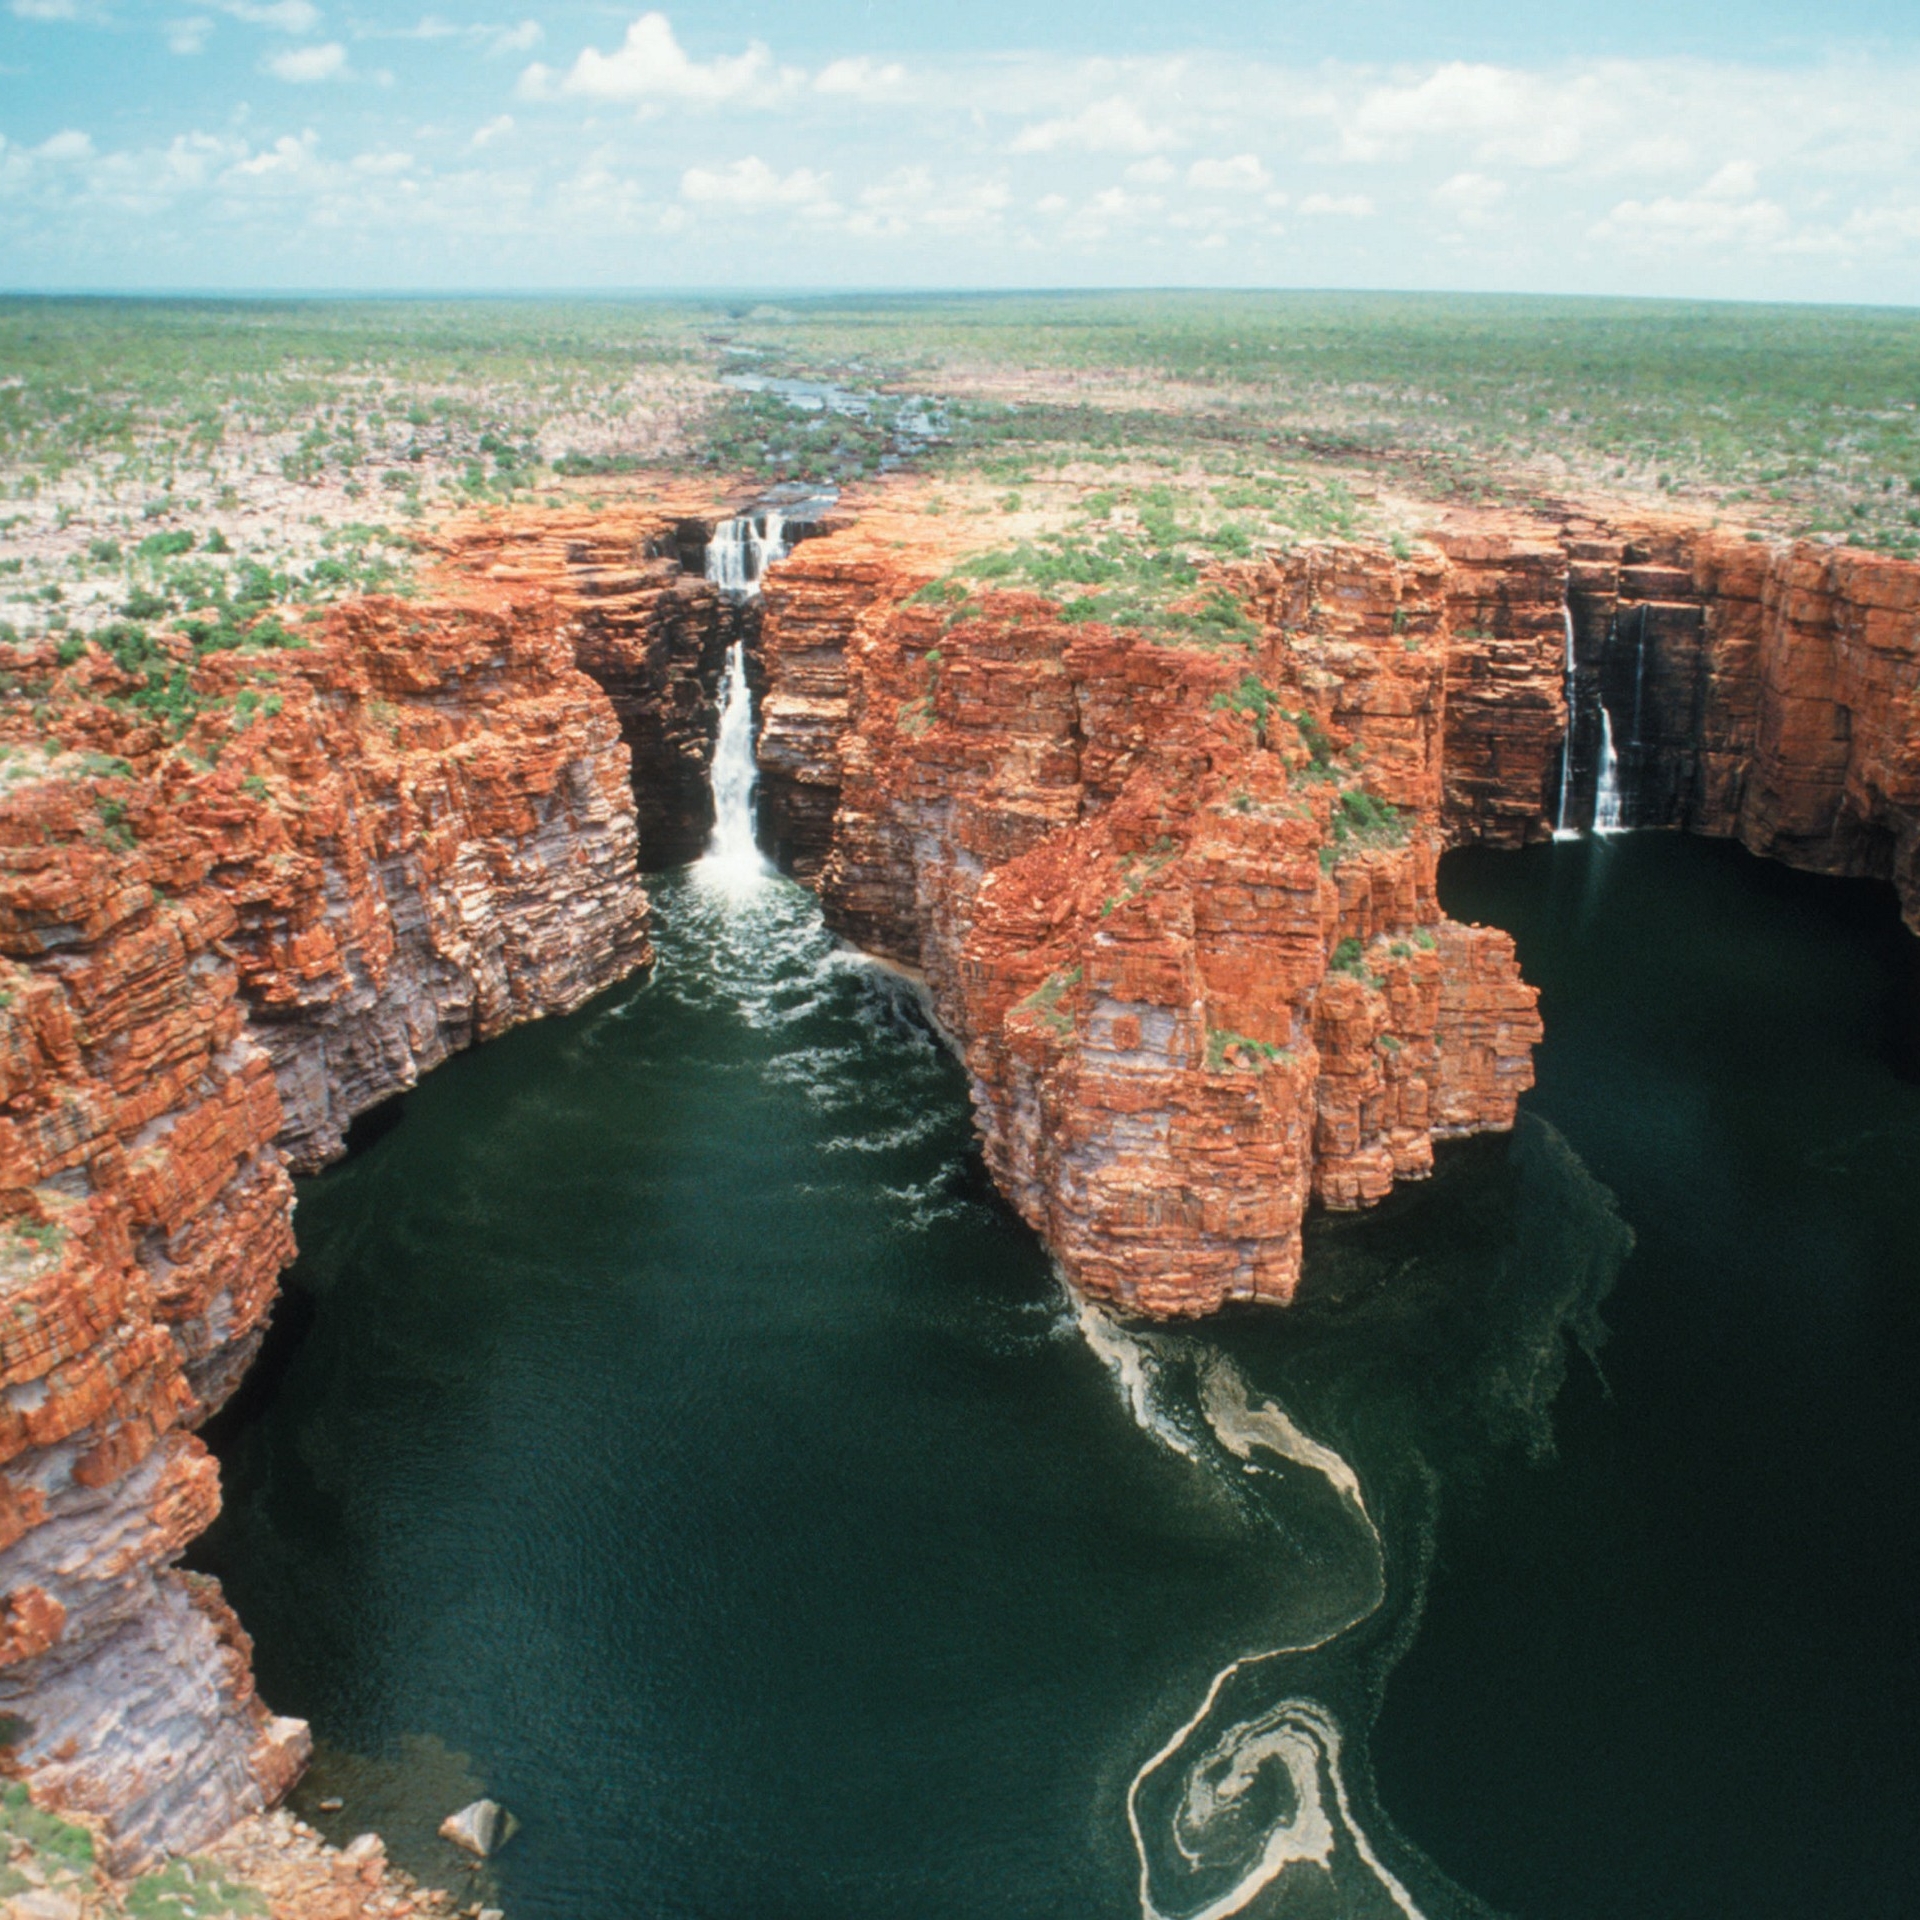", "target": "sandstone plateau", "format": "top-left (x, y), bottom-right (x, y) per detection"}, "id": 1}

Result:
top-left (0, 485), bottom-right (1914, 1883)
